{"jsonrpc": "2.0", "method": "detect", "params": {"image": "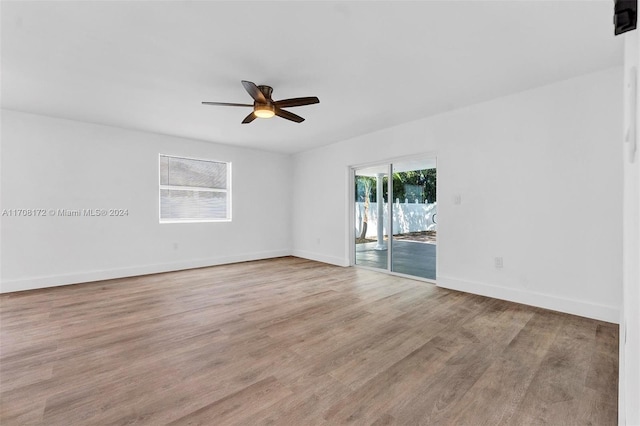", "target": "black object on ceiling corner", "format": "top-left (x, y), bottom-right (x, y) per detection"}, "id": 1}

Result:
top-left (614, 0), bottom-right (637, 35)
